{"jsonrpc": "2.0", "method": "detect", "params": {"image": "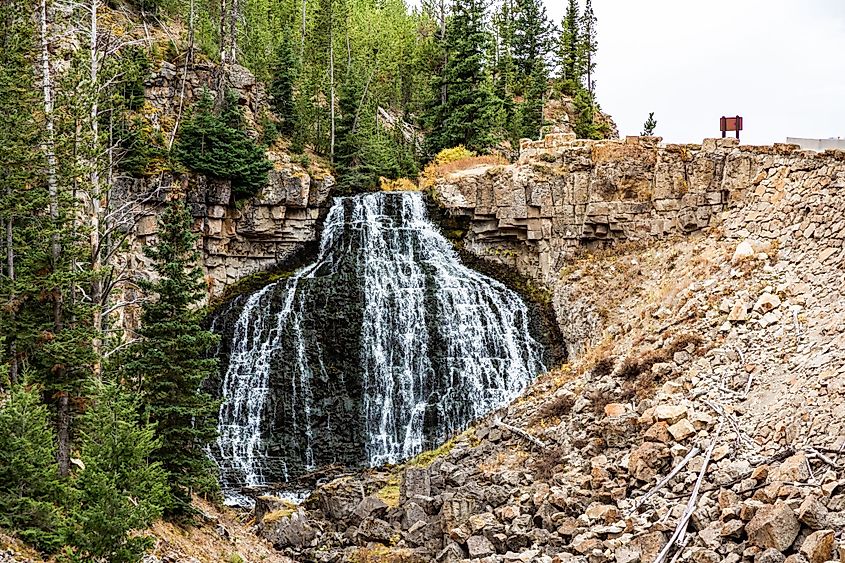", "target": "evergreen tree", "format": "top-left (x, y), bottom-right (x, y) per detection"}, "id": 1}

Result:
top-left (512, 0), bottom-right (552, 90)
top-left (0, 387), bottom-right (67, 552)
top-left (269, 33), bottom-right (298, 136)
top-left (67, 382), bottom-right (168, 562)
top-left (557, 0), bottom-right (581, 91)
top-left (425, 0), bottom-right (499, 156)
top-left (641, 112), bottom-right (657, 136)
top-left (121, 199), bottom-right (220, 517)
top-left (516, 59), bottom-right (547, 140)
top-left (572, 88), bottom-right (607, 140)
top-left (334, 71), bottom-right (417, 193)
top-left (492, 0), bottom-right (518, 146)
top-left (0, 0), bottom-right (45, 388)
top-left (173, 89), bottom-right (272, 201)
top-left (579, 0), bottom-right (598, 93)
